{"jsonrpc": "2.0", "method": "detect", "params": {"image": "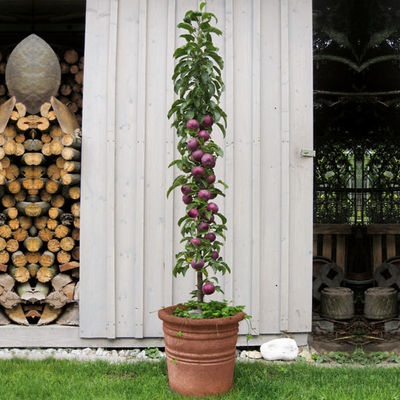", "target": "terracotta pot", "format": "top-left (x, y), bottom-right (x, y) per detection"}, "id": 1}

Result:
top-left (158, 305), bottom-right (245, 397)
